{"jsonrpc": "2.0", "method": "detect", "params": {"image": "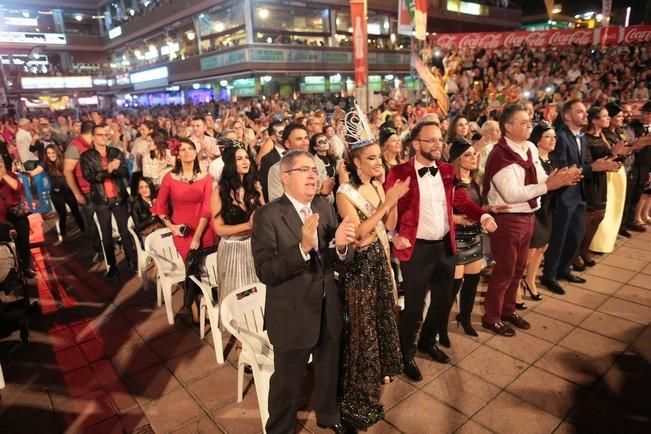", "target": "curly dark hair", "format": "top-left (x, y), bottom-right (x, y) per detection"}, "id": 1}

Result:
top-left (343, 143), bottom-right (381, 186)
top-left (217, 146), bottom-right (262, 218)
